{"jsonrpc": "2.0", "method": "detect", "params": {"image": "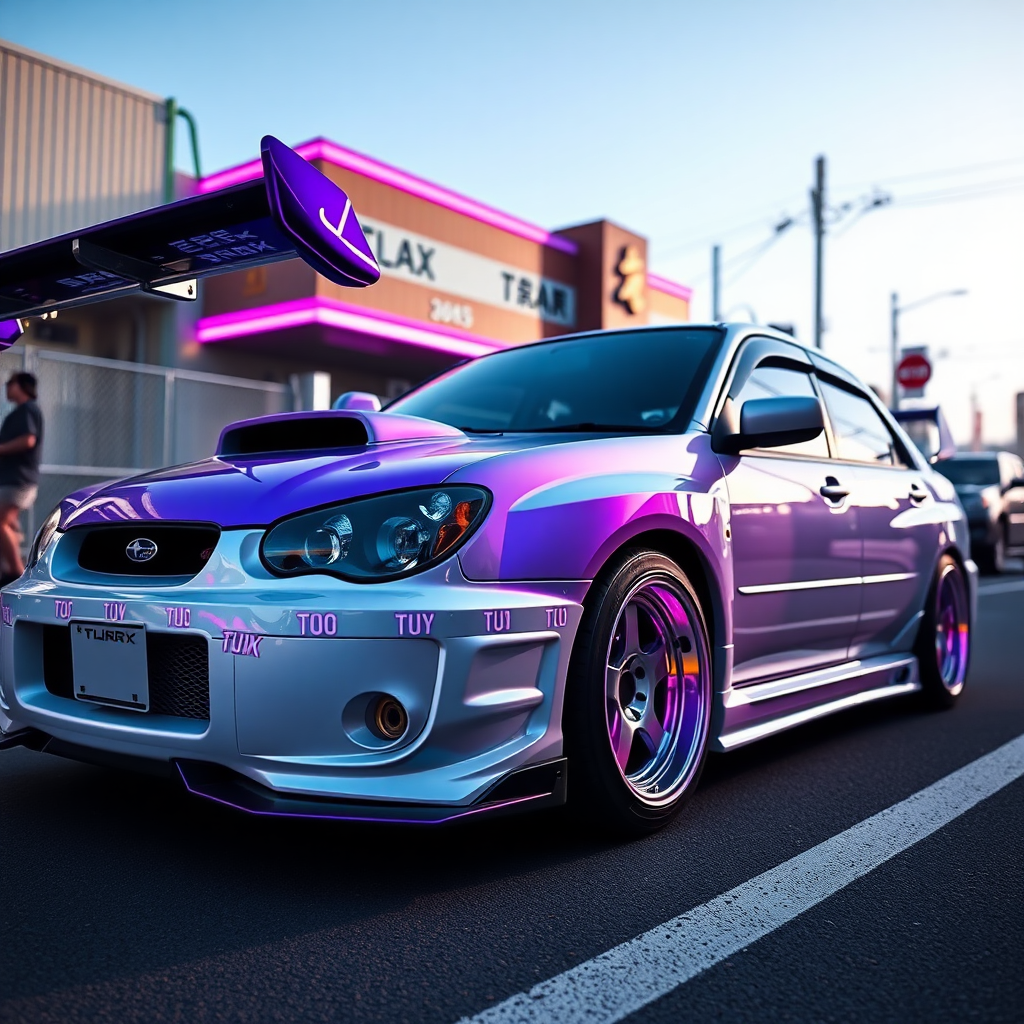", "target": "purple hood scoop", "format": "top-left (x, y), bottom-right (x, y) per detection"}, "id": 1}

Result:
top-left (216, 410), bottom-right (465, 456)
